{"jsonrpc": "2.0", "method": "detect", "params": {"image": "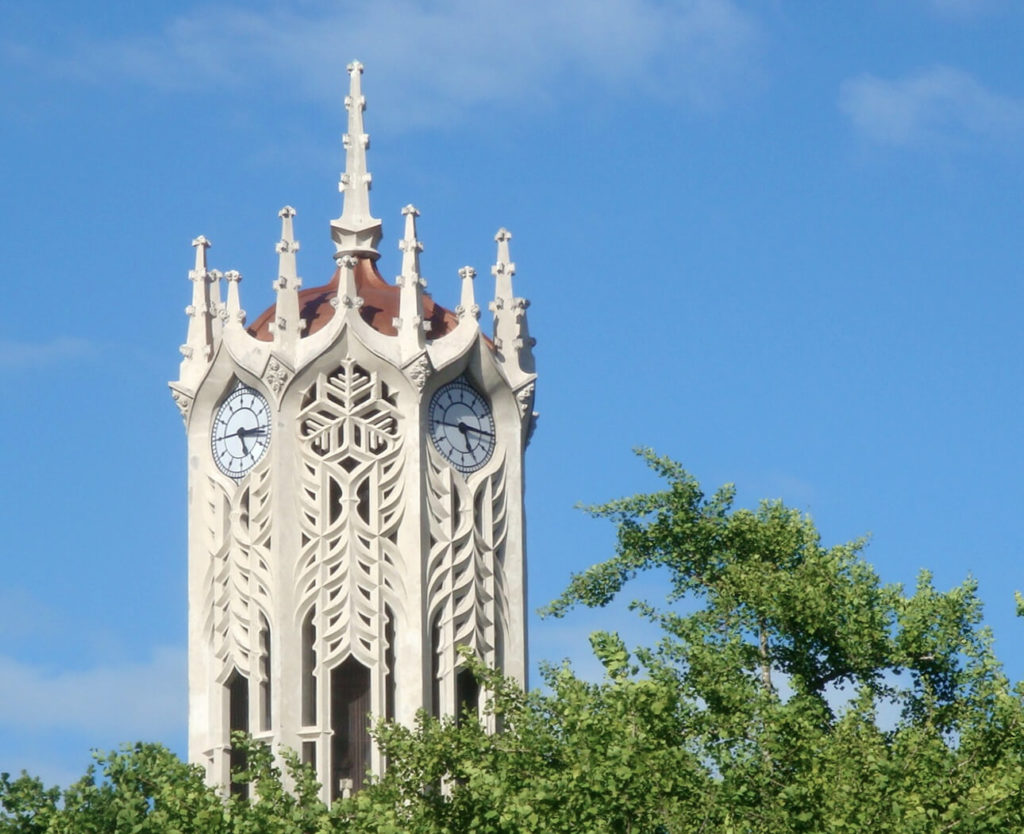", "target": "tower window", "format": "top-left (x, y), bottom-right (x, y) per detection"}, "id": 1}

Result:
top-left (302, 609), bottom-right (317, 725)
top-left (495, 617), bottom-right (504, 677)
top-left (226, 670), bottom-right (250, 798)
top-left (259, 615), bottom-right (272, 732)
top-left (456, 666), bottom-right (479, 727)
top-left (430, 612), bottom-right (442, 719)
top-left (384, 606), bottom-right (396, 722)
top-left (330, 657), bottom-right (371, 799)
top-left (302, 741), bottom-right (316, 770)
